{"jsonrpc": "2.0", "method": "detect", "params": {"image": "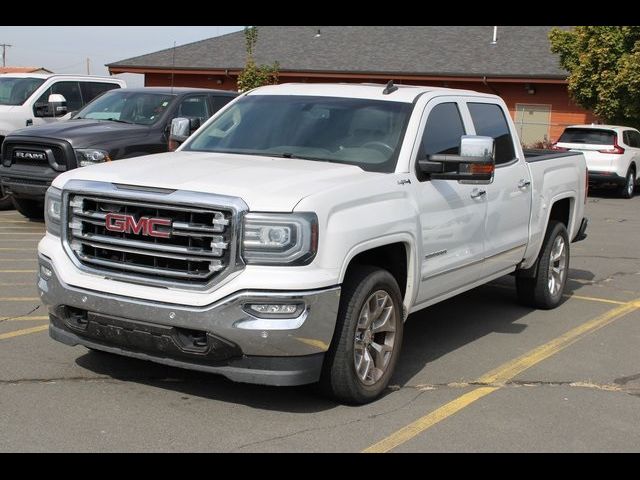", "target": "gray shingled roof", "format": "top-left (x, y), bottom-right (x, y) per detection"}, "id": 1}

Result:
top-left (108, 26), bottom-right (567, 79)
